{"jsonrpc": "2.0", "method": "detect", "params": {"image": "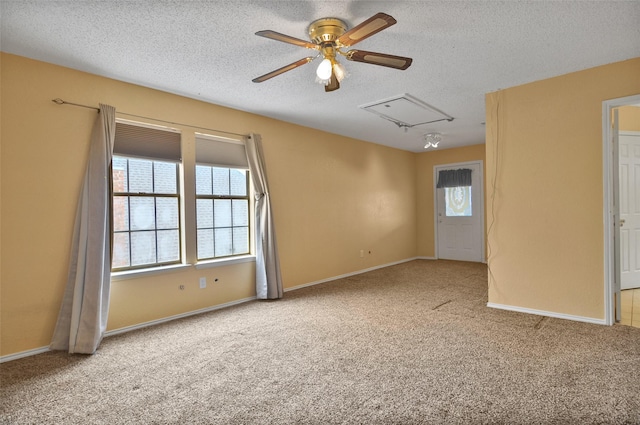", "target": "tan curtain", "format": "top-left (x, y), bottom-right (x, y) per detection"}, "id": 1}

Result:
top-left (245, 134), bottom-right (283, 299)
top-left (50, 104), bottom-right (116, 353)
